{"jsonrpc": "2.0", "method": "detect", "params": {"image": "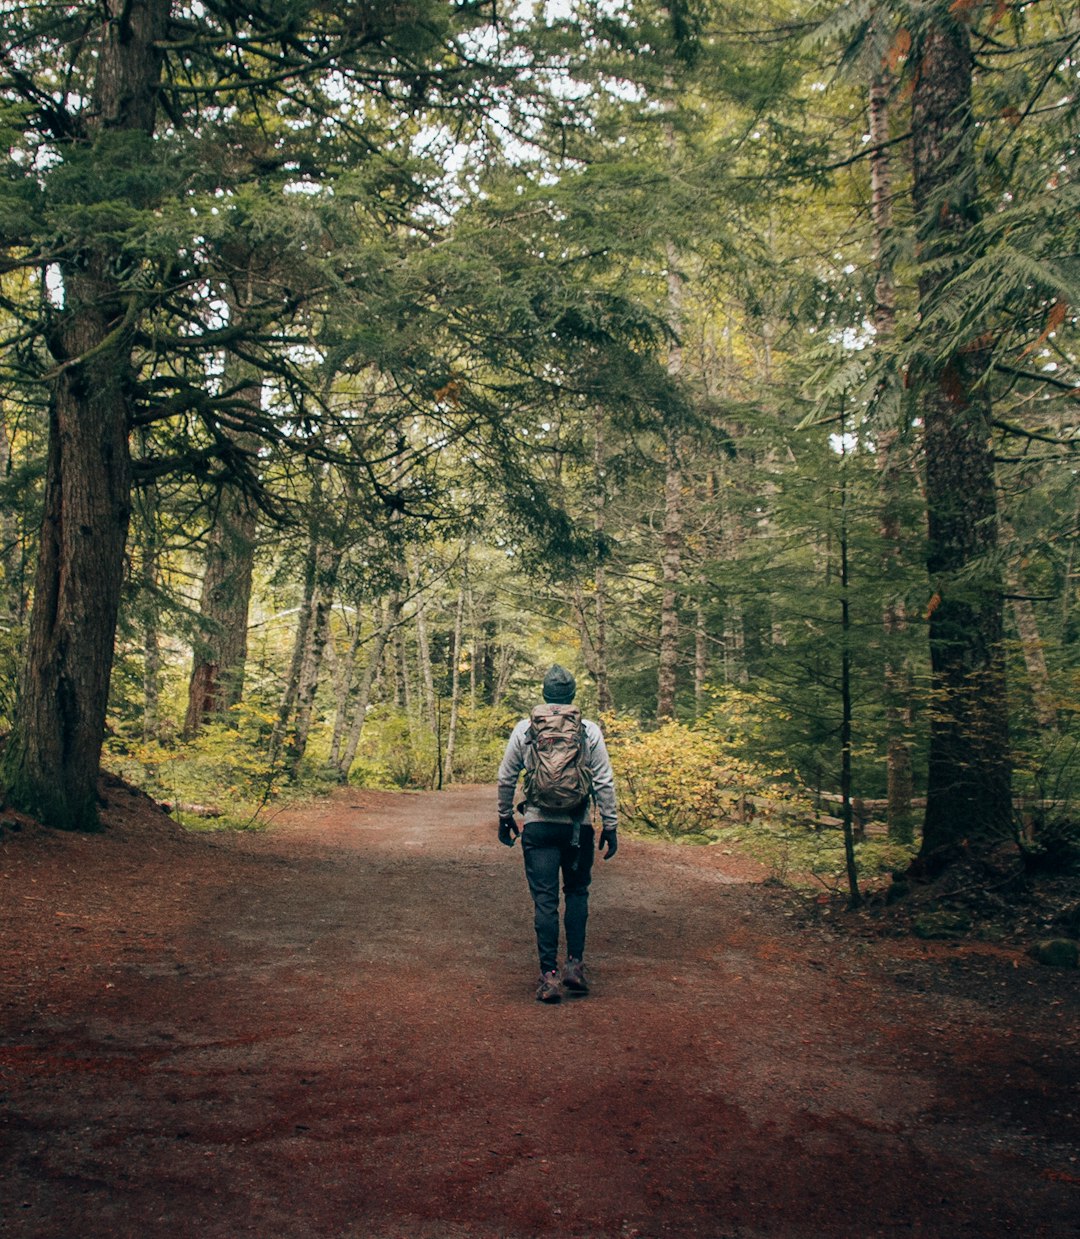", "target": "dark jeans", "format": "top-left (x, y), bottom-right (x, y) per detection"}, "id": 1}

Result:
top-left (521, 820), bottom-right (595, 974)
